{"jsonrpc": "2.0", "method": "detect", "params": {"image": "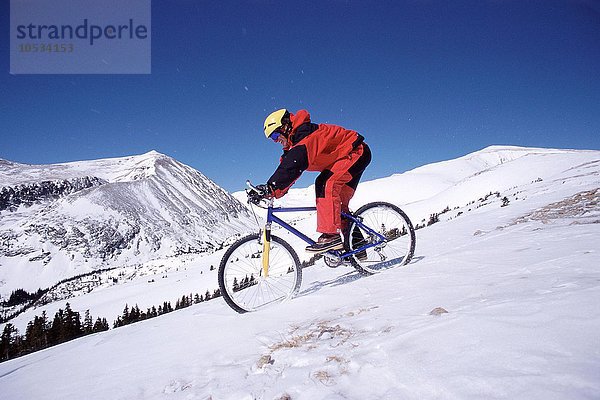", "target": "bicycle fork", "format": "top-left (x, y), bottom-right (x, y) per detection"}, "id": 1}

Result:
top-left (261, 222), bottom-right (271, 278)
